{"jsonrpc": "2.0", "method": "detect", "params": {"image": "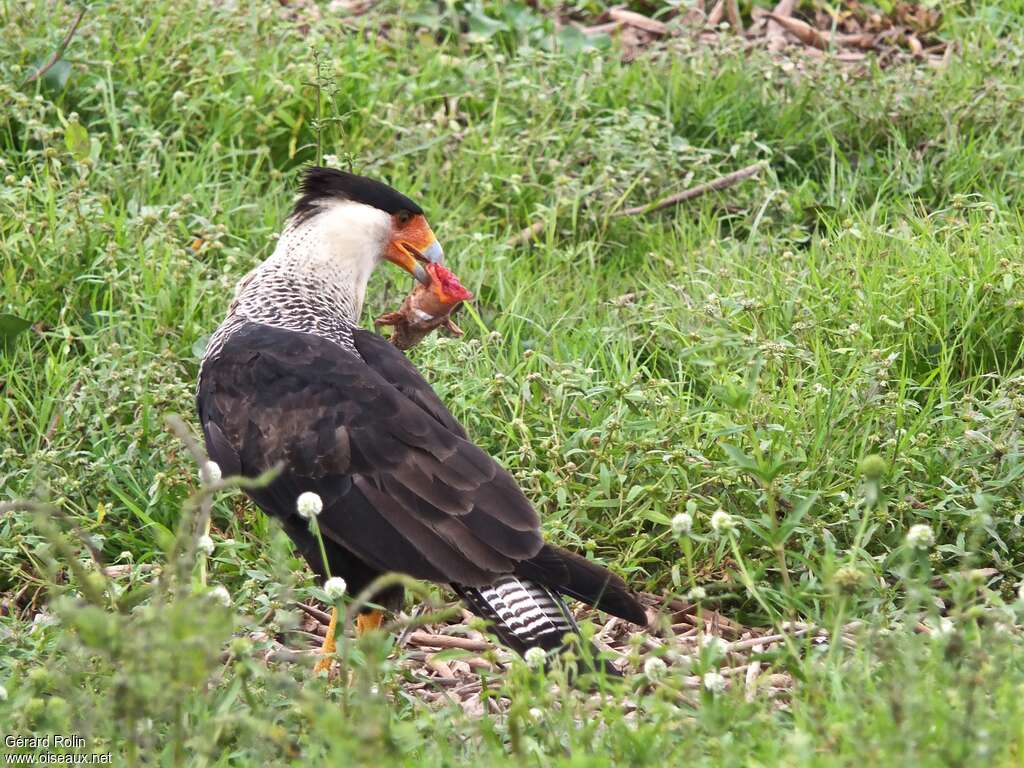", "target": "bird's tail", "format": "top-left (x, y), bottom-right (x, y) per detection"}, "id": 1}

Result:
top-left (453, 547), bottom-right (646, 678)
